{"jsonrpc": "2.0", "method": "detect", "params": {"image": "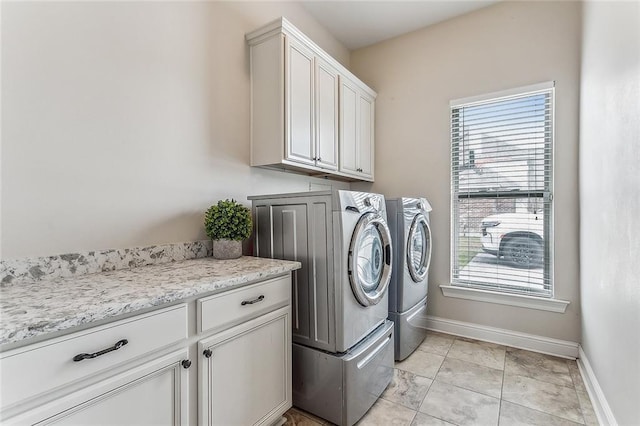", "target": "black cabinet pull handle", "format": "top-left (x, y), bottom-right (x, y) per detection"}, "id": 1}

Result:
top-left (73, 339), bottom-right (128, 362)
top-left (241, 295), bottom-right (265, 306)
top-left (181, 359), bottom-right (192, 369)
top-left (203, 349), bottom-right (213, 358)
